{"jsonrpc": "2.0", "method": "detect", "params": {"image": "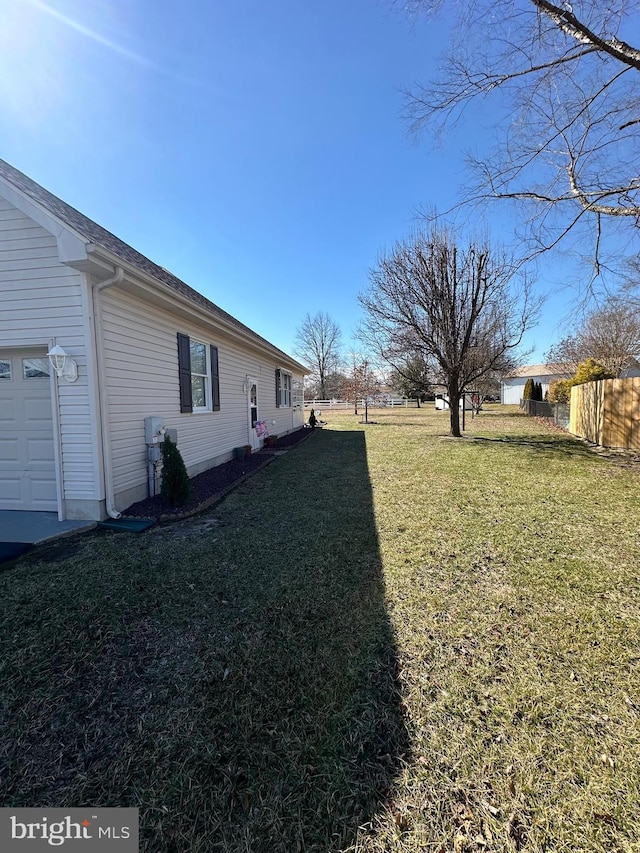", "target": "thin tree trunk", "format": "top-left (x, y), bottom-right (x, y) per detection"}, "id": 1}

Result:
top-left (449, 390), bottom-right (462, 437)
